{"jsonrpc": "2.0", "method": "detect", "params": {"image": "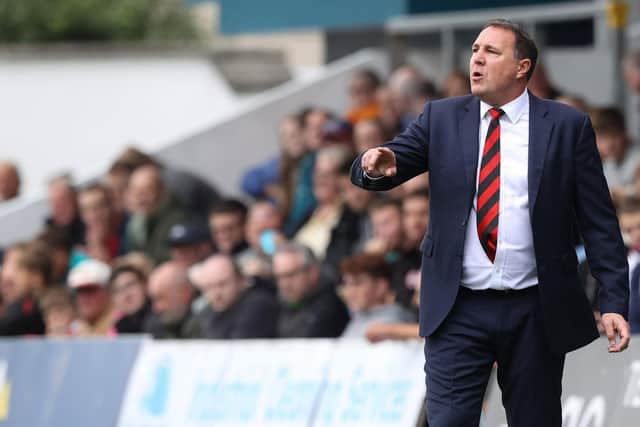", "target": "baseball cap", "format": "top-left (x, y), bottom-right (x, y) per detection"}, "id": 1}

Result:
top-left (68, 259), bottom-right (111, 289)
top-left (167, 221), bottom-right (210, 247)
